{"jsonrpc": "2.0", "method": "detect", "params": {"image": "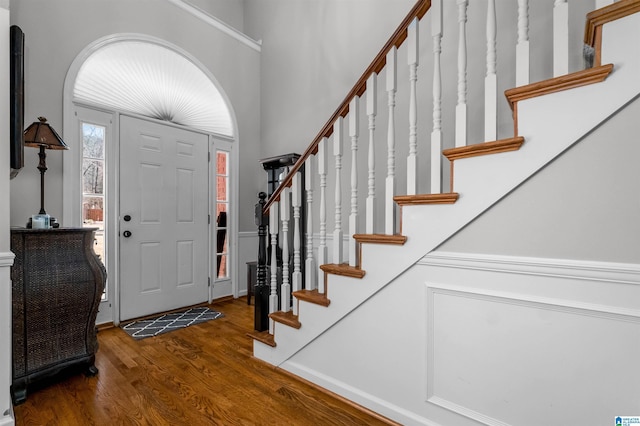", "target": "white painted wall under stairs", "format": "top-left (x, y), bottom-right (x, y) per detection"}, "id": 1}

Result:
top-left (253, 8), bottom-right (640, 426)
top-left (280, 91), bottom-right (640, 425)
